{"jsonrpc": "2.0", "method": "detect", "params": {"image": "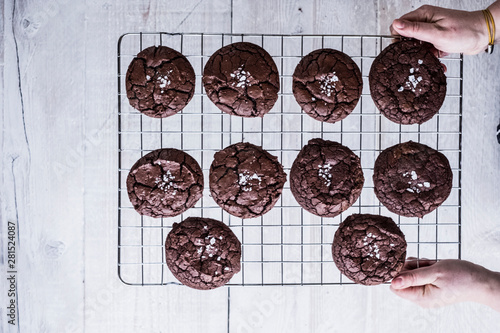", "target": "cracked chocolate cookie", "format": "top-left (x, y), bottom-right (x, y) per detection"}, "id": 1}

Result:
top-left (369, 39), bottom-right (447, 125)
top-left (290, 139), bottom-right (364, 217)
top-left (165, 217), bottom-right (241, 290)
top-left (293, 49), bottom-right (362, 123)
top-left (373, 141), bottom-right (453, 218)
top-left (202, 42), bottom-right (280, 117)
top-left (126, 45), bottom-right (195, 118)
top-left (209, 142), bottom-right (287, 218)
top-left (332, 214), bottom-right (407, 285)
top-left (126, 148), bottom-right (203, 218)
